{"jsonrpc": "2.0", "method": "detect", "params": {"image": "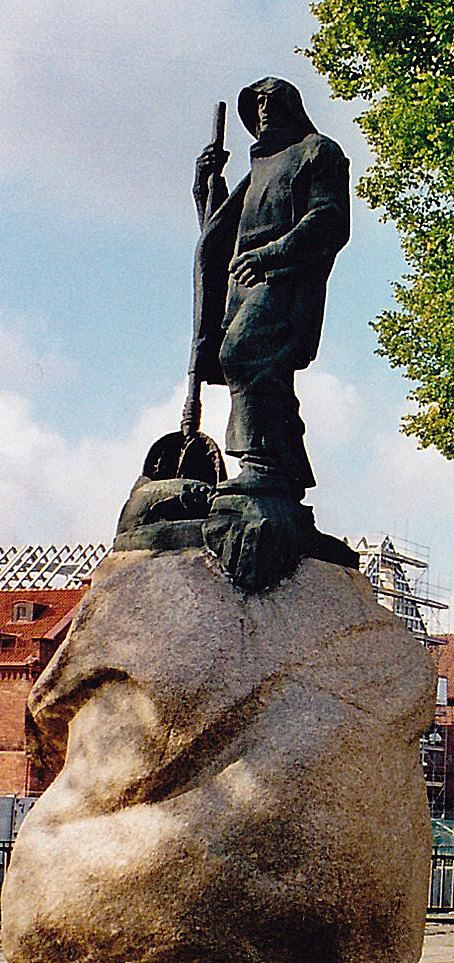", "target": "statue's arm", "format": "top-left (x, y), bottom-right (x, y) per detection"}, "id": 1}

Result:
top-left (229, 140), bottom-right (349, 286)
top-left (264, 140), bottom-right (350, 266)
